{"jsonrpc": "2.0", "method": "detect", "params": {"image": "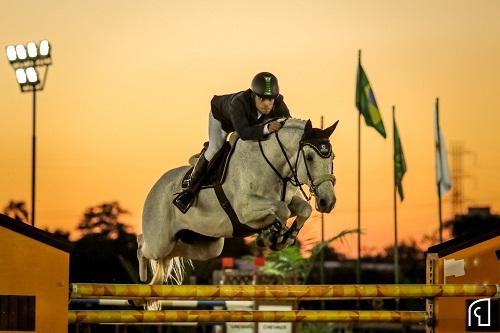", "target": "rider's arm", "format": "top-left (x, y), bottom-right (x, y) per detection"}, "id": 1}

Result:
top-left (229, 100), bottom-right (267, 140)
top-left (263, 125), bottom-right (270, 135)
